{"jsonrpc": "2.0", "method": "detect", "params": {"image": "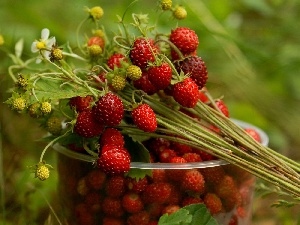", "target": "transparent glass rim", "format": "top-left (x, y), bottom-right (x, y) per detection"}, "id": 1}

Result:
top-left (53, 118), bottom-right (269, 169)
